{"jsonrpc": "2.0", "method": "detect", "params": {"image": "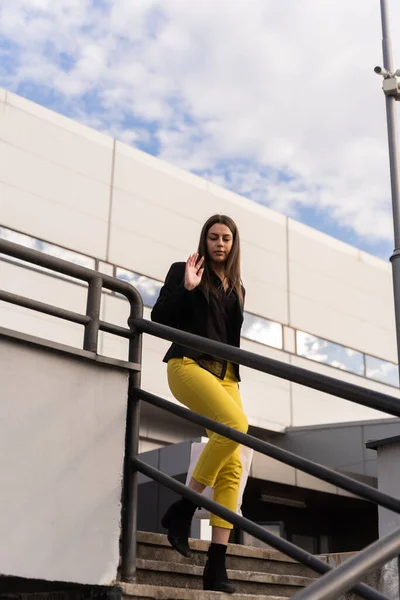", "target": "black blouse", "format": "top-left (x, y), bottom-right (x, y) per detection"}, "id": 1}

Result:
top-left (196, 272), bottom-right (240, 380)
top-left (151, 262), bottom-right (245, 381)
